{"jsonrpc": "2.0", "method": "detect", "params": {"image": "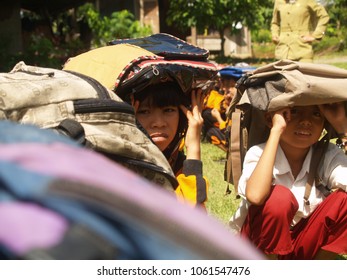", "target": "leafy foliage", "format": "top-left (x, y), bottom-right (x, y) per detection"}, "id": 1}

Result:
top-left (325, 0), bottom-right (347, 41)
top-left (77, 4), bottom-right (152, 47)
top-left (166, 0), bottom-right (273, 55)
top-left (167, 0), bottom-right (273, 33)
top-left (0, 3), bottom-right (153, 71)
